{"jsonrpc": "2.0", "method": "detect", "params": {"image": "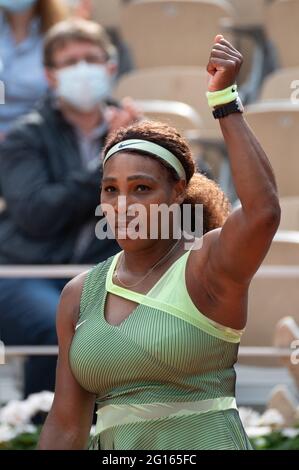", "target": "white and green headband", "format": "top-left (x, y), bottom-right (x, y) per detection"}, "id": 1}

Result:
top-left (103, 139), bottom-right (187, 181)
